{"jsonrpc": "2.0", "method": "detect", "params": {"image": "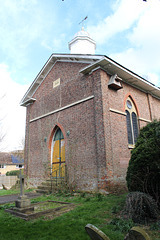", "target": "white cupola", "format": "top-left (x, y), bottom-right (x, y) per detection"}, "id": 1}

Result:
top-left (68, 27), bottom-right (96, 54)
